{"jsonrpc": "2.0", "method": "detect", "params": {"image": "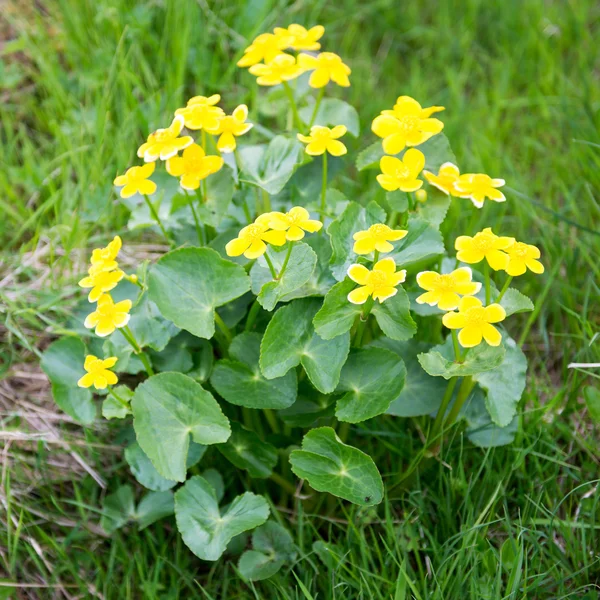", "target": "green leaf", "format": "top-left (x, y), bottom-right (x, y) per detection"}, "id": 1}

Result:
top-left (136, 491), bottom-right (175, 530)
top-left (100, 485), bottom-right (136, 534)
top-left (356, 141), bottom-right (384, 171)
top-left (584, 386), bottom-right (600, 424)
top-left (102, 385), bottom-right (133, 420)
top-left (238, 521), bottom-right (297, 581)
top-left (250, 242), bottom-right (317, 311)
top-left (132, 373), bottom-right (231, 482)
top-left (289, 427), bottom-right (383, 506)
top-left (473, 336), bottom-right (527, 427)
top-left (463, 387), bottom-right (518, 447)
top-left (389, 216), bottom-right (444, 269)
top-left (125, 441), bottom-right (177, 491)
top-left (238, 135), bottom-right (302, 195)
top-left (335, 347), bottom-right (406, 423)
top-left (499, 288), bottom-right (534, 317)
top-left (260, 299), bottom-right (350, 393)
top-left (148, 247), bottom-right (250, 339)
top-left (328, 201), bottom-right (386, 281)
top-left (387, 191), bottom-right (409, 212)
top-left (174, 475), bottom-right (270, 561)
top-left (299, 98), bottom-right (360, 137)
top-left (201, 468), bottom-right (225, 502)
top-left (373, 340), bottom-right (447, 417)
top-left (40, 337), bottom-right (95, 424)
top-left (278, 396), bottom-right (336, 428)
top-left (211, 332), bottom-right (297, 409)
top-left (195, 167), bottom-right (235, 227)
top-left (216, 422), bottom-right (278, 478)
top-left (418, 336), bottom-right (506, 380)
top-left (313, 279), bottom-right (416, 341)
top-left (420, 133), bottom-right (457, 172)
top-left (418, 194), bottom-right (451, 228)
top-left (126, 294), bottom-right (179, 352)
